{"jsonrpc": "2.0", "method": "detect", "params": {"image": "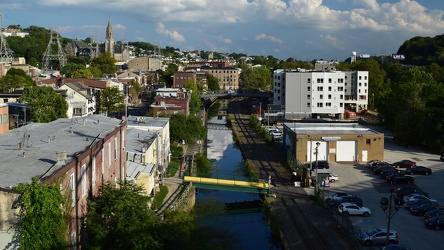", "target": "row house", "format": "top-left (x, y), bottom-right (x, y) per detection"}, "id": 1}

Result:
top-left (60, 82), bottom-right (96, 118)
top-left (150, 88), bottom-right (190, 116)
top-left (0, 115), bottom-right (127, 249)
